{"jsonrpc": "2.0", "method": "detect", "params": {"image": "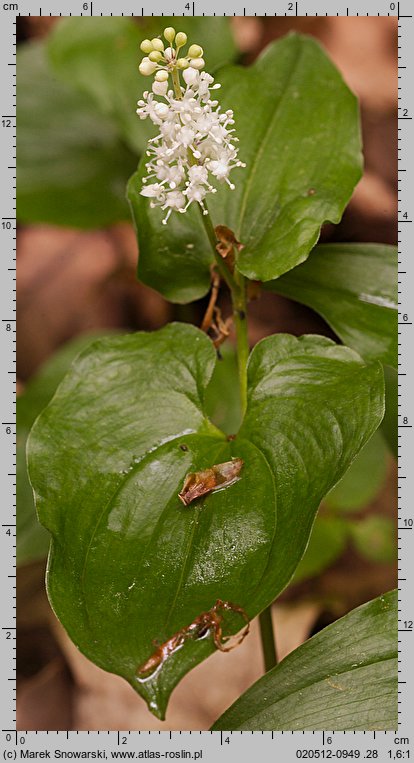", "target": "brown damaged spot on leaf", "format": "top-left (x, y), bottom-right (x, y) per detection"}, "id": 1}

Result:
top-left (326, 678), bottom-right (346, 691)
top-left (178, 458), bottom-right (244, 506)
top-left (214, 225), bottom-right (244, 262)
top-left (136, 600), bottom-right (250, 680)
